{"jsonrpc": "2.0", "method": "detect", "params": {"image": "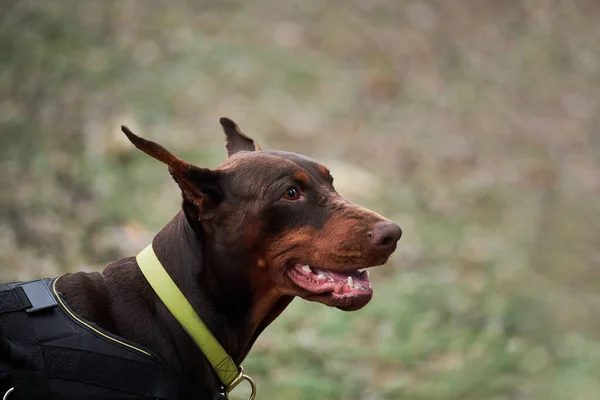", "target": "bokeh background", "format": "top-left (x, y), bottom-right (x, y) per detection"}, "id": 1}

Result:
top-left (1, 1), bottom-right (599, 399)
